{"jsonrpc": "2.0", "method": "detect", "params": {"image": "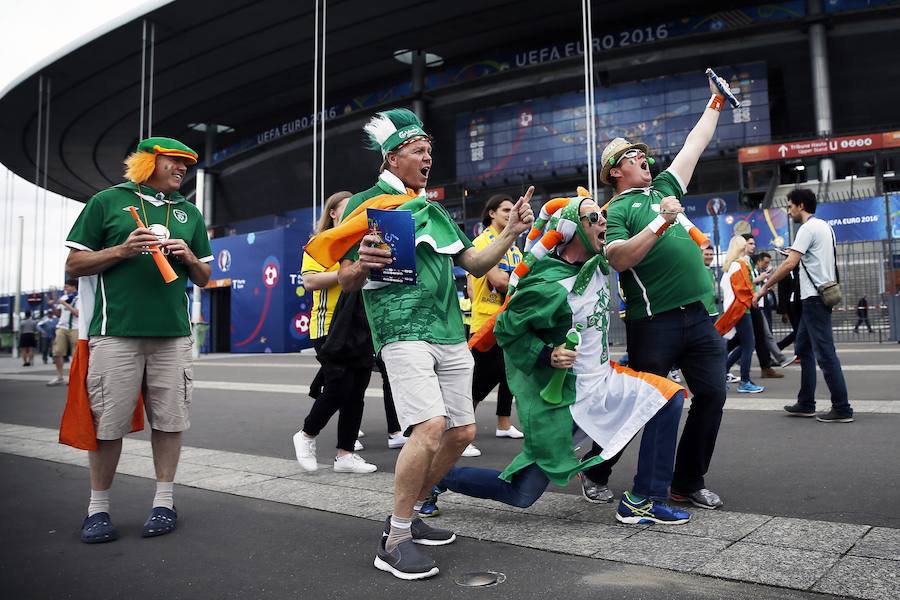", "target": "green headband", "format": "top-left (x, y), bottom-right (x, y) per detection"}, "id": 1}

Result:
top-left (382, 124), bottom-right (430, 155)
